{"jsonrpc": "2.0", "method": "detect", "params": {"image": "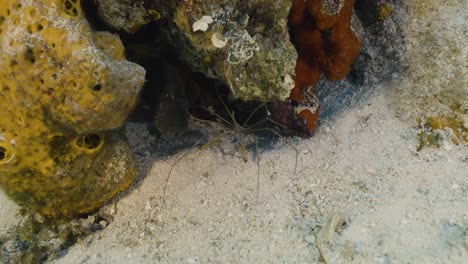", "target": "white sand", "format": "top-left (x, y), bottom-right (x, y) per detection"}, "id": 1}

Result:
top-left (49, 89), bottom-right (465, 263)
top-left (1, 86), bottom-right (467, 263)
